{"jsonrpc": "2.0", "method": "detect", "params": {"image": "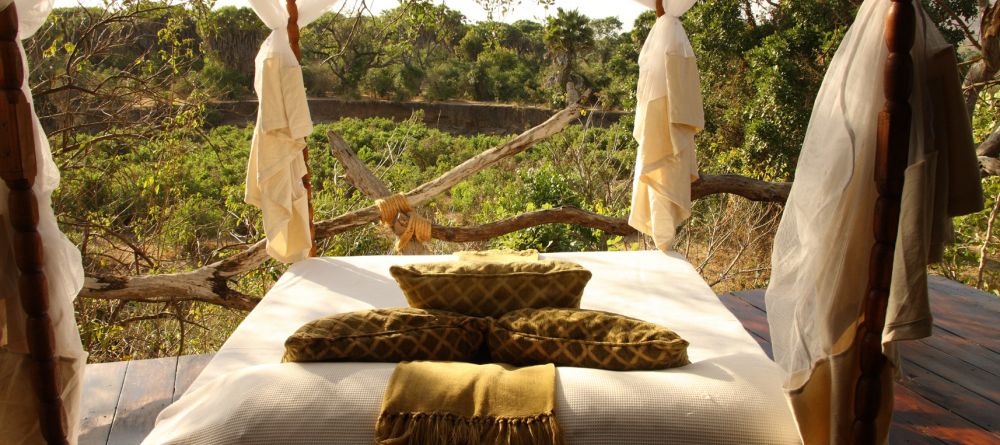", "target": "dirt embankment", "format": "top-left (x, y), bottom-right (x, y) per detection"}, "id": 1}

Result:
top-left (208, 98), bottom-right (627, 135)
